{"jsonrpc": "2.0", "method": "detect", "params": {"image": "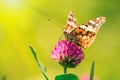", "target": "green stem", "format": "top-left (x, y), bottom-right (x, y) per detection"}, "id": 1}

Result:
top-left (64, 67), bottom-right (67, 74)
